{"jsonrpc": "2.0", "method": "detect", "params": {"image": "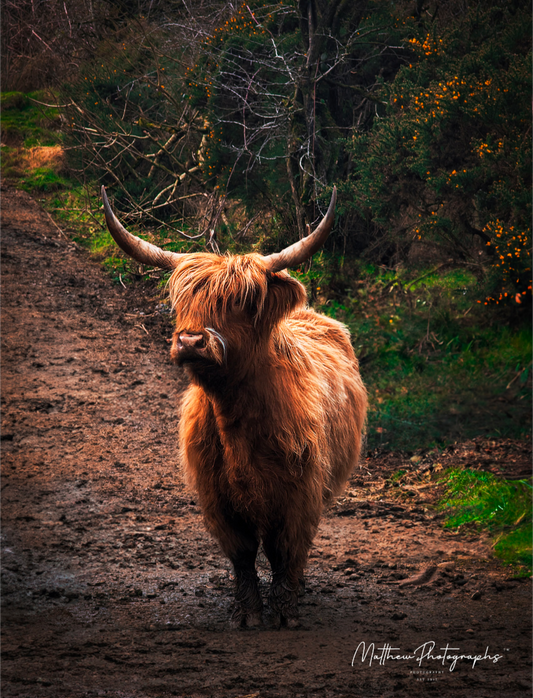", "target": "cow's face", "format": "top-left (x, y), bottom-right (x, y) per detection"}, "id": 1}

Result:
top-left (100, 185), bottom-right (335, 383)
top-left (168, 253), bottom-right (306, 375)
